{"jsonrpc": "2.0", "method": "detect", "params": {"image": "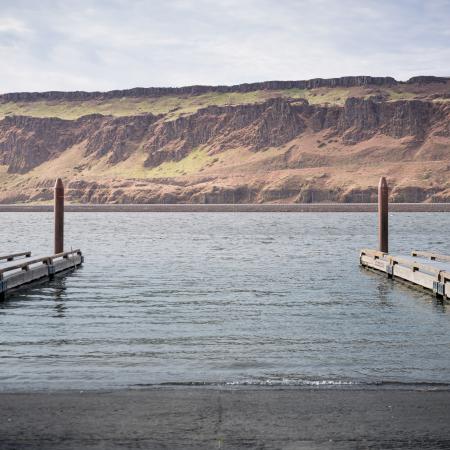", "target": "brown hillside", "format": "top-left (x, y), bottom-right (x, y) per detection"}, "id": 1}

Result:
top-left (0, 76), bottom-right (449, 204)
